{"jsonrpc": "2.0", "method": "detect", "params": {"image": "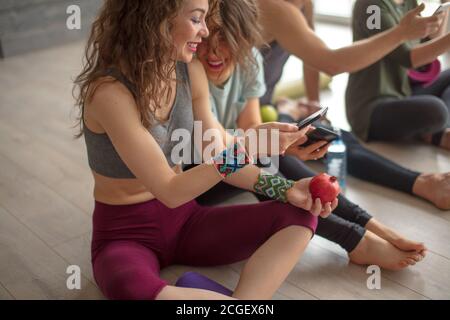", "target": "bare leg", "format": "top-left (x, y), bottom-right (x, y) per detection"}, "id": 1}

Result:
top-left (233, 225), bottom-right (312, 300)
top-left (413, 172), bottom-right (450, 210)
top-left (156, 225), bottom-right (312, 300)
